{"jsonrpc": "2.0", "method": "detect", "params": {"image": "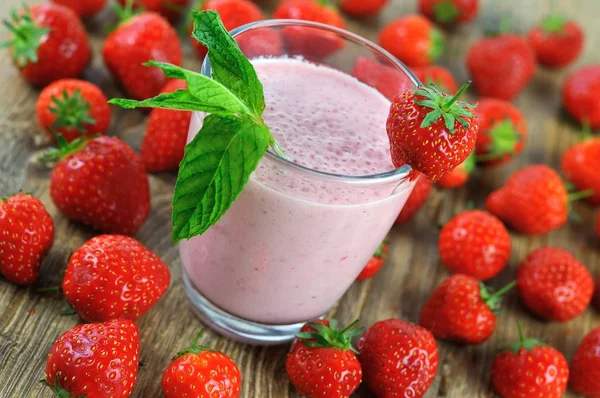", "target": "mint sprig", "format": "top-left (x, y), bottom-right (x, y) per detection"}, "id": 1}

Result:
top-left (109, 10), bottom-right (280, 242)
